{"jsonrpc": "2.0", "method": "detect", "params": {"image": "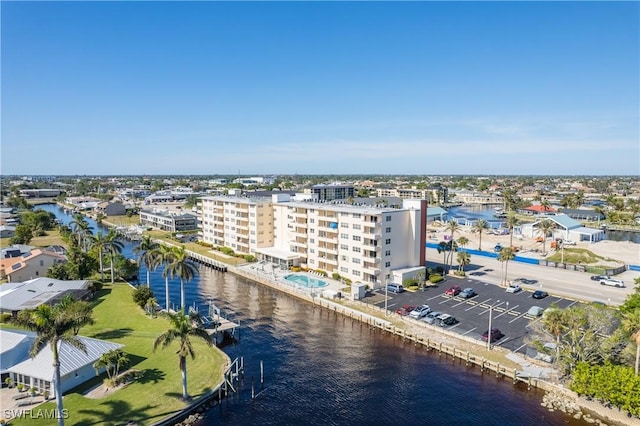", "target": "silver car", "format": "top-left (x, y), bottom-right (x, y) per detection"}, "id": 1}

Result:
top-left (423, 311), bottom-right (443, 324)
